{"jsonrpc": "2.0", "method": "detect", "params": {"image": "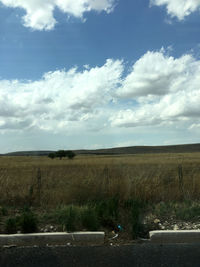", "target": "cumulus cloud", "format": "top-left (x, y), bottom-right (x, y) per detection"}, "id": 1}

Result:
top-left (150, 0), bottom-right (200, 20)
top-left (1, 50), bottom-right (200, 135)
top-left (111, 49), bottom-right (200, 128)
top-left (189, 123), bottom-right (200, 131)
top-left (117, 49), bottom-right (194, 98)
top-left (0, 59), bottom-right (123, 132)
top-left (0, 0), bottom-right (115, 30)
